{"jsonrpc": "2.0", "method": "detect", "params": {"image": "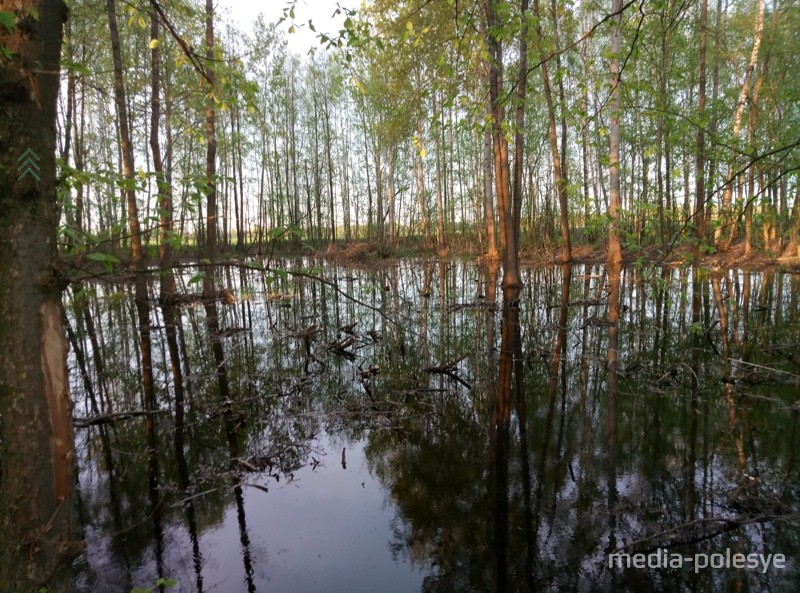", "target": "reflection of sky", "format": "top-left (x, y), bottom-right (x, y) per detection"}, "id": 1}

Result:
top-left (200, 434), bottom-right (428, 593)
